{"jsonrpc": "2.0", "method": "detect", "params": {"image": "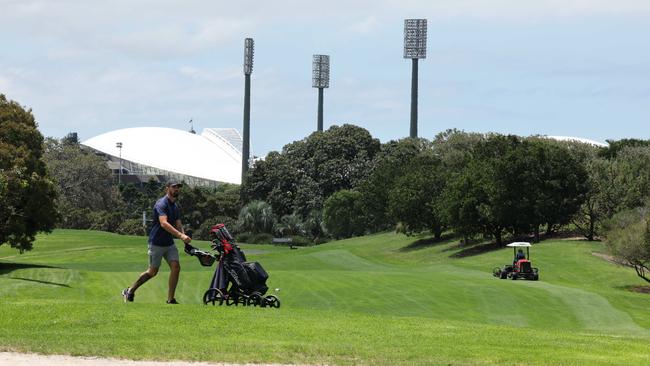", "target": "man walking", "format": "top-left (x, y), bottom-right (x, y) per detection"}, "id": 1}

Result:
top-left (122, 181), bottom-right (192, 304)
